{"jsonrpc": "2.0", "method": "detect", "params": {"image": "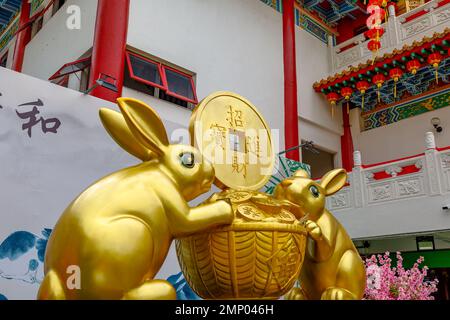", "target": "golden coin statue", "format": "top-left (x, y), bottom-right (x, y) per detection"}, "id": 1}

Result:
top-left (176, 92), bottom-right (308, 299)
